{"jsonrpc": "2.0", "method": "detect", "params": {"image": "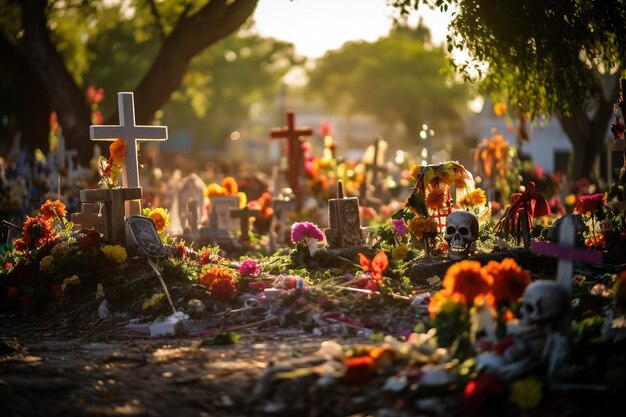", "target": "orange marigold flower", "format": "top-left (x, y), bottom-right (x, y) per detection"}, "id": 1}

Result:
top-left (40, 199), bottom-right (67, 220)
top-left (20, 215), bottom-right (57, 251)
top-left (426, 186), bottom-right (446, 210)
top-left (198, 265), bottom-right (237, 302)
top-left (147, 207), bottom-right (169, 234)
top-left (485, 258), bottom-right (531, 305)
top-left (109, 138), bottom-right (126, 162)
top-left (428, 290), bottom-right (465, 319)
top-left (584, 234), bottom-right (606, 249)
top-left (221, 177), bottom-right (238, 195)
top-left (442, 260), bottom-right (493, 307)
top-left (407, 216), bottom-right (438, 239)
